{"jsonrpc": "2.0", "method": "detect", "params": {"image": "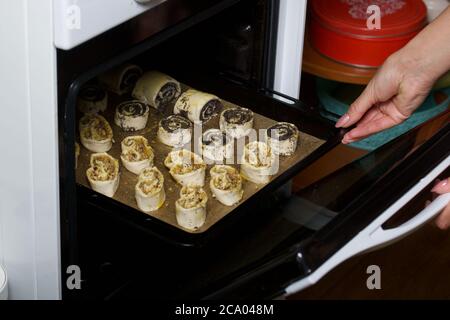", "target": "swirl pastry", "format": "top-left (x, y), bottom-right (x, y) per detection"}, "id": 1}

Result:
top-left (174, 89), bottom-right (223, 124)
top-left (210, 165), bottom-right (243, 206)
top-left (135, 167), bottom-right (166, 212)
top-left (200, 129), bottom-right (233, 162)
top-left (164, 149), bottom-right (206, 187)
top-left (98, 63), bottom-right (143, 96)
top-left (114, 100), bottom-right (150, 132)
top-left (219, 107), bottom-right (254, 139)
top-left (75, 142), bottom-right (80, 169)
top-left (157, 115), bottom-right (192, 148)
top-left (79, 114), bottom-right (113, 153)
top-left (86, 153), bottom-right (120, 198)
top-left (120, 136), bottom-right (154, 175)
top-left (175, 186), bottom-right (208, 231)
top-left (266, 122), bottom-right (299, 156)
top-left (132, 71), bottom-right (181, 111)
top-left (240, 141), bottom-right (277, 185)
top-left (77, 84), bottom-right (108, 114)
